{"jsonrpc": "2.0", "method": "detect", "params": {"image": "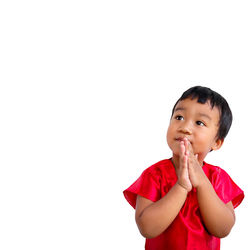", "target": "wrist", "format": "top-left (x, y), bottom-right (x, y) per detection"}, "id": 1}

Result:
top-left (195, 175), bottom-right (210, 190)
top-left (176, 181), bottom-right (191, 193)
